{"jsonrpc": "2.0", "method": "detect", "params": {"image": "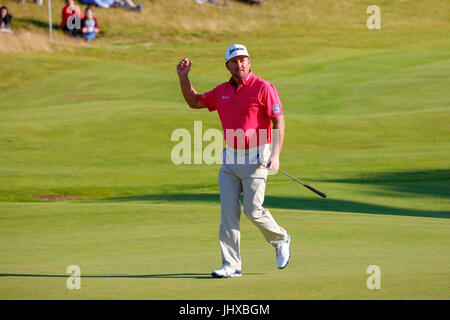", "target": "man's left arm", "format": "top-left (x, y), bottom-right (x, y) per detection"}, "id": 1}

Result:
top-left (267, 115), bottom-right (285, 171)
